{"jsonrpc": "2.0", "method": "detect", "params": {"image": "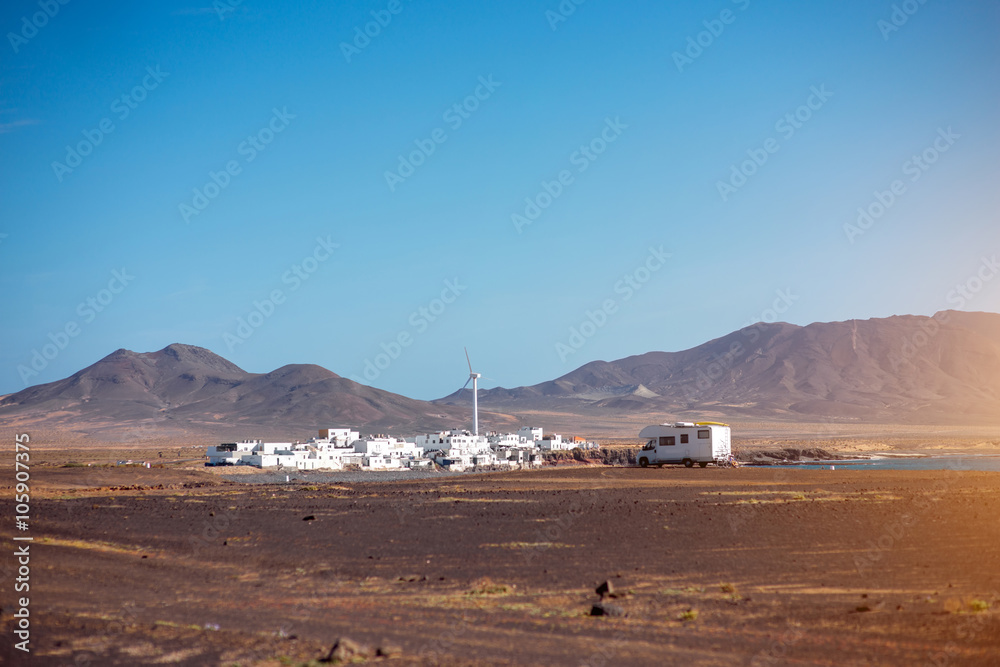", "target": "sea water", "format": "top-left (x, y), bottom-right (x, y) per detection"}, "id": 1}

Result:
top-left (761, 455), bottom-right (1000, 472)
